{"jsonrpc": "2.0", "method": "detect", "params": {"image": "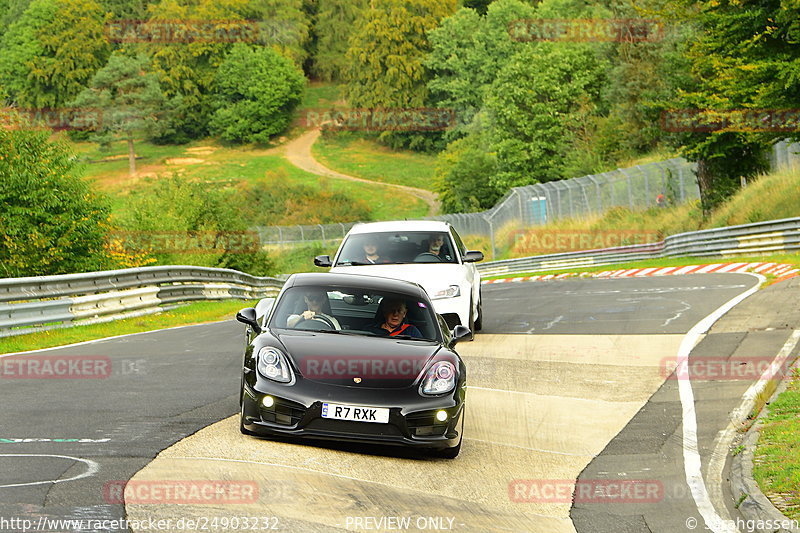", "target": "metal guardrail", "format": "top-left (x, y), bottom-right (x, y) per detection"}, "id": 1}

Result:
top-left (0, 266), bottom-right (284, 337)
top-left (476, 217), bottom-right (800, 277)
top-left (2, 217), bottom-right (798, 337)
